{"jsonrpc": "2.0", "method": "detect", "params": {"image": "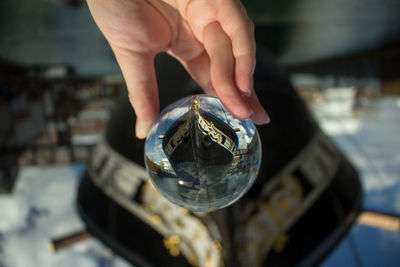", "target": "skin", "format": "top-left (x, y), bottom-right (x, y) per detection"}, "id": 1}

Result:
top-left (86, 0), bottom-right (270, 139)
